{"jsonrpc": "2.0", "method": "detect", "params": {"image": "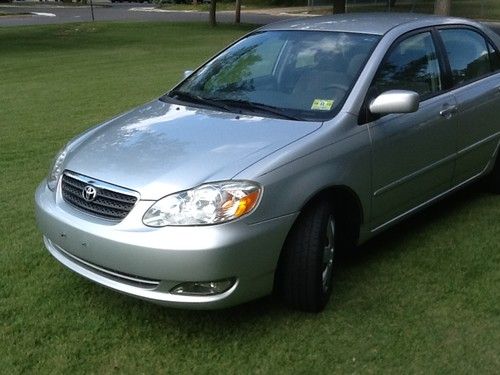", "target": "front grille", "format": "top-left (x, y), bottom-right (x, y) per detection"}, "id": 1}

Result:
top-left (61, 171), bottom-right (138, 220)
